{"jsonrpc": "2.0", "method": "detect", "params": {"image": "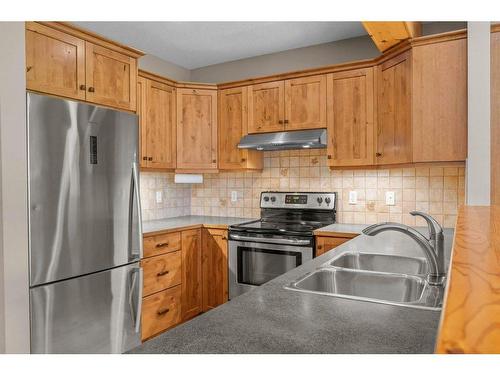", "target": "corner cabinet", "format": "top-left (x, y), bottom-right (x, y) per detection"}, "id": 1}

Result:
top-left (218, 87), bottom-right (263, 170)
top-left (138, 72), bottom-right (176, 170)
top-left (376, 50), bottom-right (412, 165)
top-left (326, 68), bottom-right (375, 167)
top-left (25, 22), bottom-right (142, 112)
top-left (176, 88), bottom-right (218, 171)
